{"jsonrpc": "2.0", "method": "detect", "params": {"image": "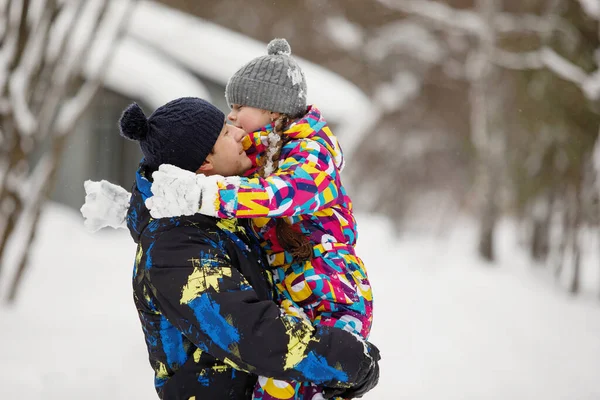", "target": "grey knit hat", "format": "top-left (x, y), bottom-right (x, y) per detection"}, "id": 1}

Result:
top-left (119, 97), bottom-right (224, 172)
top-left (225, 38), bottom-right (307, 116)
